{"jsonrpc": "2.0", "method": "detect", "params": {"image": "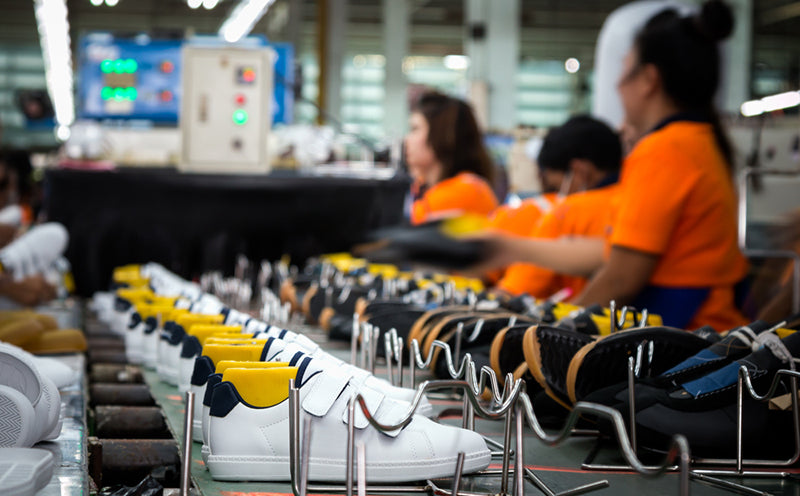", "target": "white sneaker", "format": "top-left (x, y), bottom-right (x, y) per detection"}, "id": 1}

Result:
top-left (188, 342), bottom-right (272, 442)
top-left (178, 335), bottom-right (203, 393)
top-left (0, 343), bottom-right (61, 444)
top-left (89, 292), bottom-right (115, 322)
top-left (0, 447), bottom-right (55, 496)
top-left (123, 311), bottom-right (146, 365)
top-left (262, 339), bottom-right (434, 417)
top-left (156, 324), bottom-right (184, 386)
top-left (0, 341), bottom-right (78, 391)
top-left (0, 386), bottom-right (37, 447)
top-left (0, 205), bottom-right (22, 226)
top-left (0, 223), bottom-right (68, 279)
top-left (206, 361), bottom-right (490, 482)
